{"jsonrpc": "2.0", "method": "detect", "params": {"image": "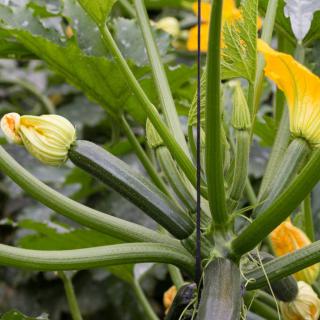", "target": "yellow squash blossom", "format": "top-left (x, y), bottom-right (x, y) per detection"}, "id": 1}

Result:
top-left (187, 0), bottom-right (261, 52)
top-left (270, 219), bottom-right (319, 284)
top-left (163, 285), bottom-right (177, 314)
top-left (258, 40), bottom-right (320, 147)
top-left (280, 281), bottom-right (320, 320)
top-left (1, 113), bottom-right (76, 166)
